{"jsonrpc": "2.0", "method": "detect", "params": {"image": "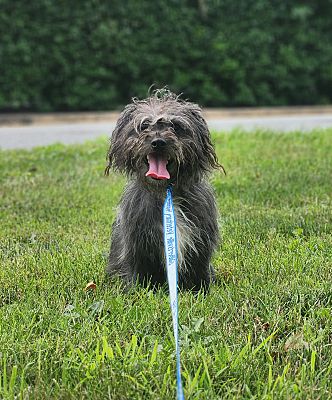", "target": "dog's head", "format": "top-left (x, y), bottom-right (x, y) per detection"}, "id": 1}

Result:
top-left (106, 90), bottom-right (221, 189)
